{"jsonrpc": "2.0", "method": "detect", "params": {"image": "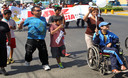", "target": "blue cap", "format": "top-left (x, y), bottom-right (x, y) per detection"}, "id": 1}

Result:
top-left (99, 22), bottom-right (111, 27)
